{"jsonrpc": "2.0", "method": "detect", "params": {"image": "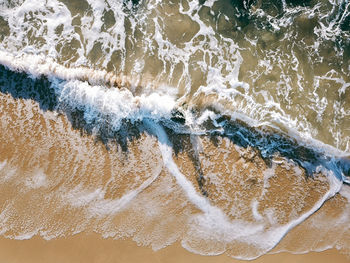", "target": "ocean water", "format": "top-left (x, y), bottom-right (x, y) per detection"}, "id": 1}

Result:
top-left (0, 0), bottom-right (349, 260)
